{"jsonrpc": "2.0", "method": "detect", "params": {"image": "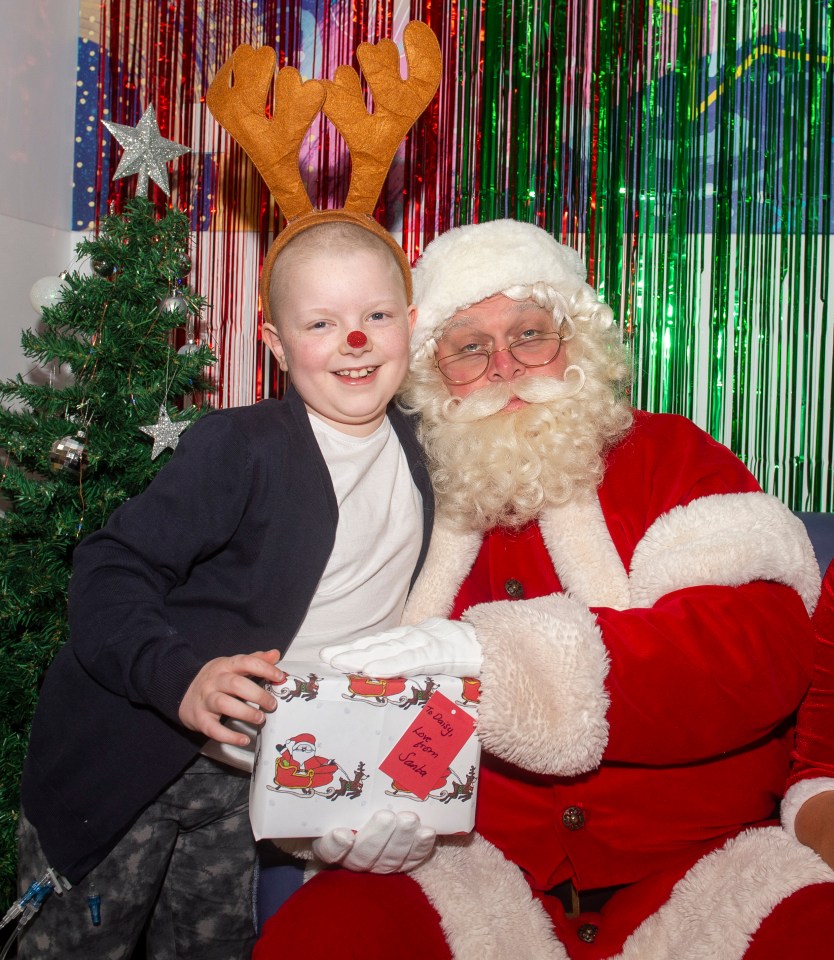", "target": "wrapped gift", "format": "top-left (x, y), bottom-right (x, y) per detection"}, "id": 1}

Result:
top-left (249, 663), bottom-right (482, 839)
